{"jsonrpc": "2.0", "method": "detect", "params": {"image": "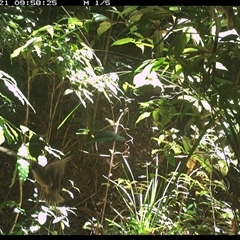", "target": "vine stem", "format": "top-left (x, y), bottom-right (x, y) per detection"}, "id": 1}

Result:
top-left (100, 109), bottom-right (126, 228)
top-left (9, 177), bottom-right (23, 234)
top-left (9, 55), bottom-right (31, 234)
